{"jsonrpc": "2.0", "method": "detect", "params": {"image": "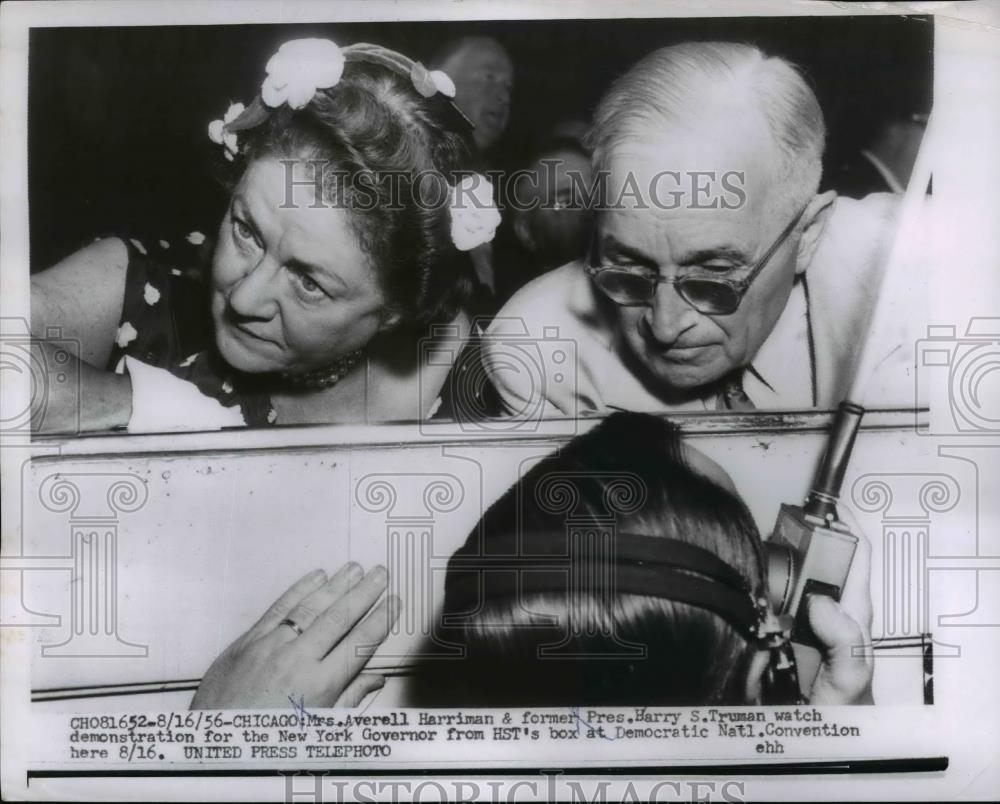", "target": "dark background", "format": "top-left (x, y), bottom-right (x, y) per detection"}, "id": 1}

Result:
top-left (29, 15), bottom-right (932, 271)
